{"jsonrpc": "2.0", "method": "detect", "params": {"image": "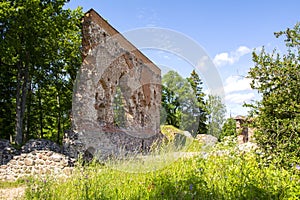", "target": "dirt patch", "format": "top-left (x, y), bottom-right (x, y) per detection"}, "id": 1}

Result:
top-left (0, 187), bottom-right (25, 200)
